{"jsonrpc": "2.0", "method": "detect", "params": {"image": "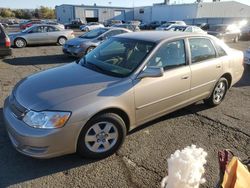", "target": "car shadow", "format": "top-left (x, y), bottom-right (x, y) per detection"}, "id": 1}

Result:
top-left (3, 54), bottom-right (77, 65)
top-left (0, 102), bottom-right (210, 187)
